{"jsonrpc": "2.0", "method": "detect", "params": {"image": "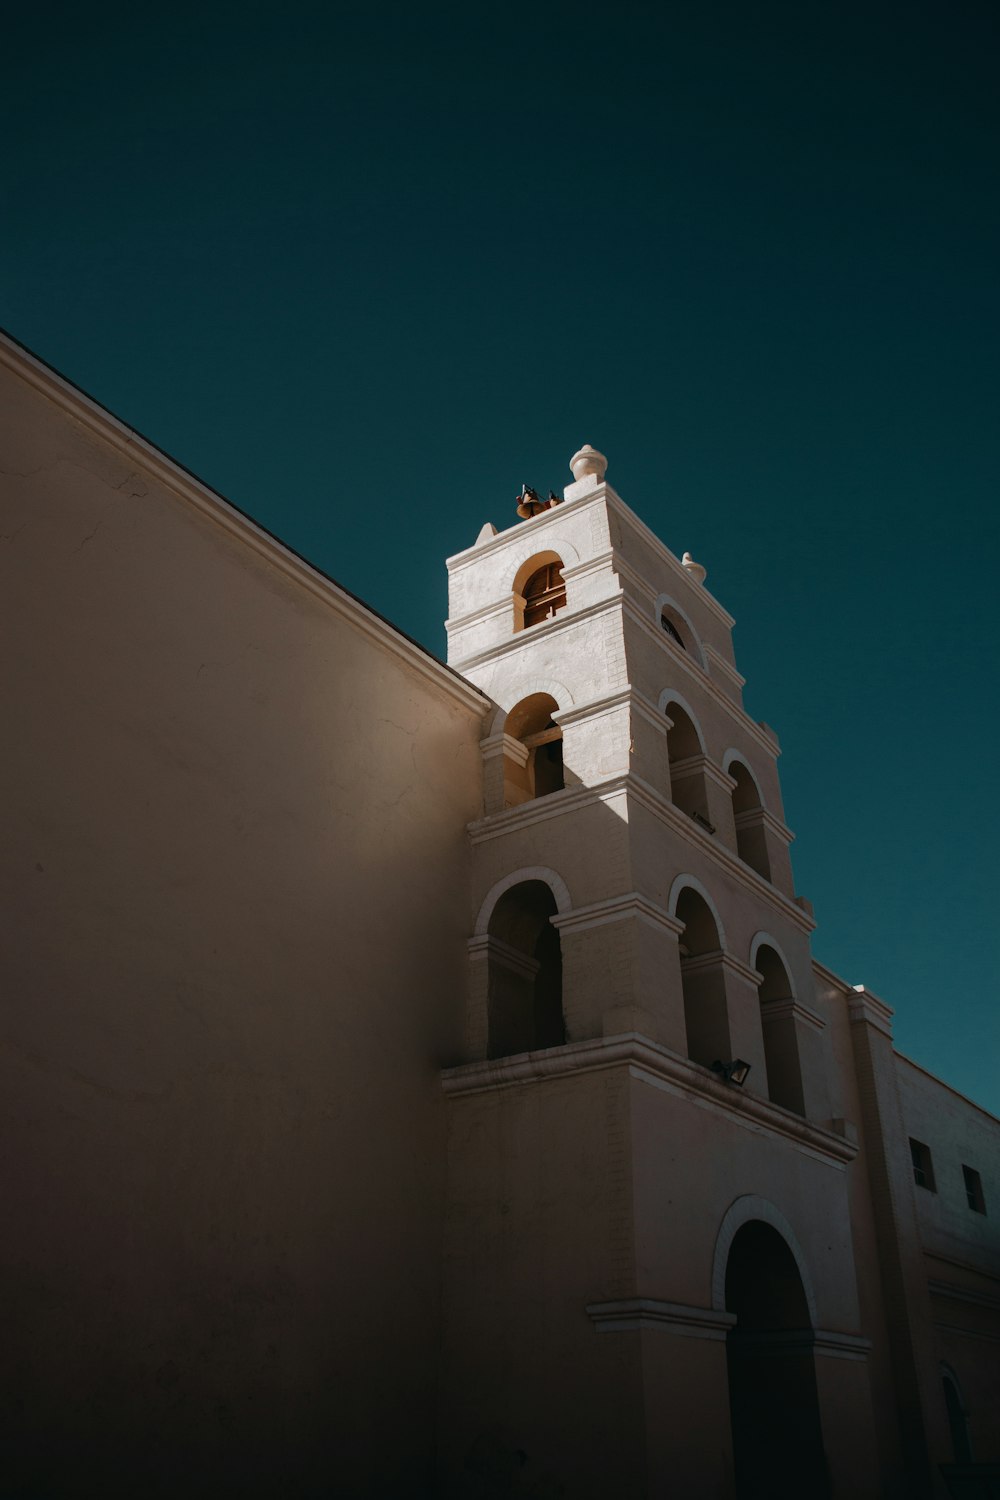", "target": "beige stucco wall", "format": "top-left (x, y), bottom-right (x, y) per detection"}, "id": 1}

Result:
top-left (895, 1055), bottom-right (1000, 1466)
top-left (0, 347), bottom-right (486, 1496)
